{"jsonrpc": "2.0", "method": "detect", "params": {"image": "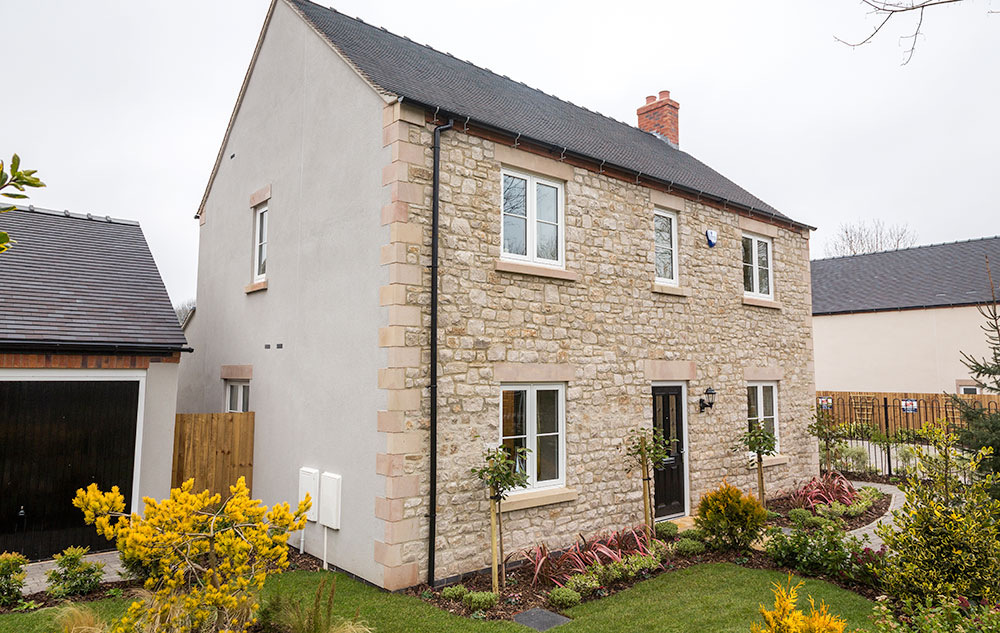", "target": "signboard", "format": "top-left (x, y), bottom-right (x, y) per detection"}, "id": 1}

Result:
top-left (817, 396), bottom-right (833, 410)
top-left (901, 399), bottom-right (918, 414)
